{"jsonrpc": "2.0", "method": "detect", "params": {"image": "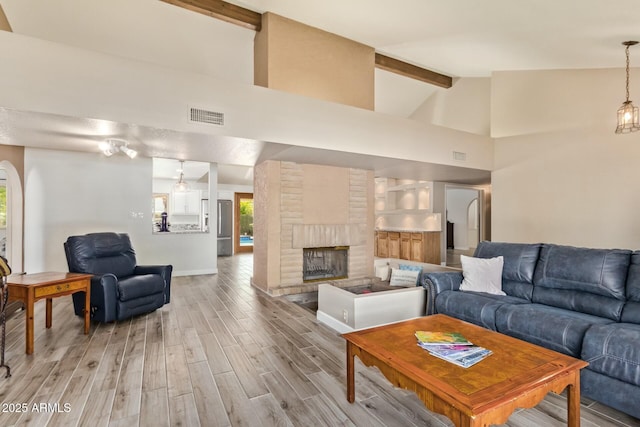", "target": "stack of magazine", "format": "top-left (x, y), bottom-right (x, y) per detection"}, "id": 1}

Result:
top-left (415, 331), bottom-right (492, 368)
